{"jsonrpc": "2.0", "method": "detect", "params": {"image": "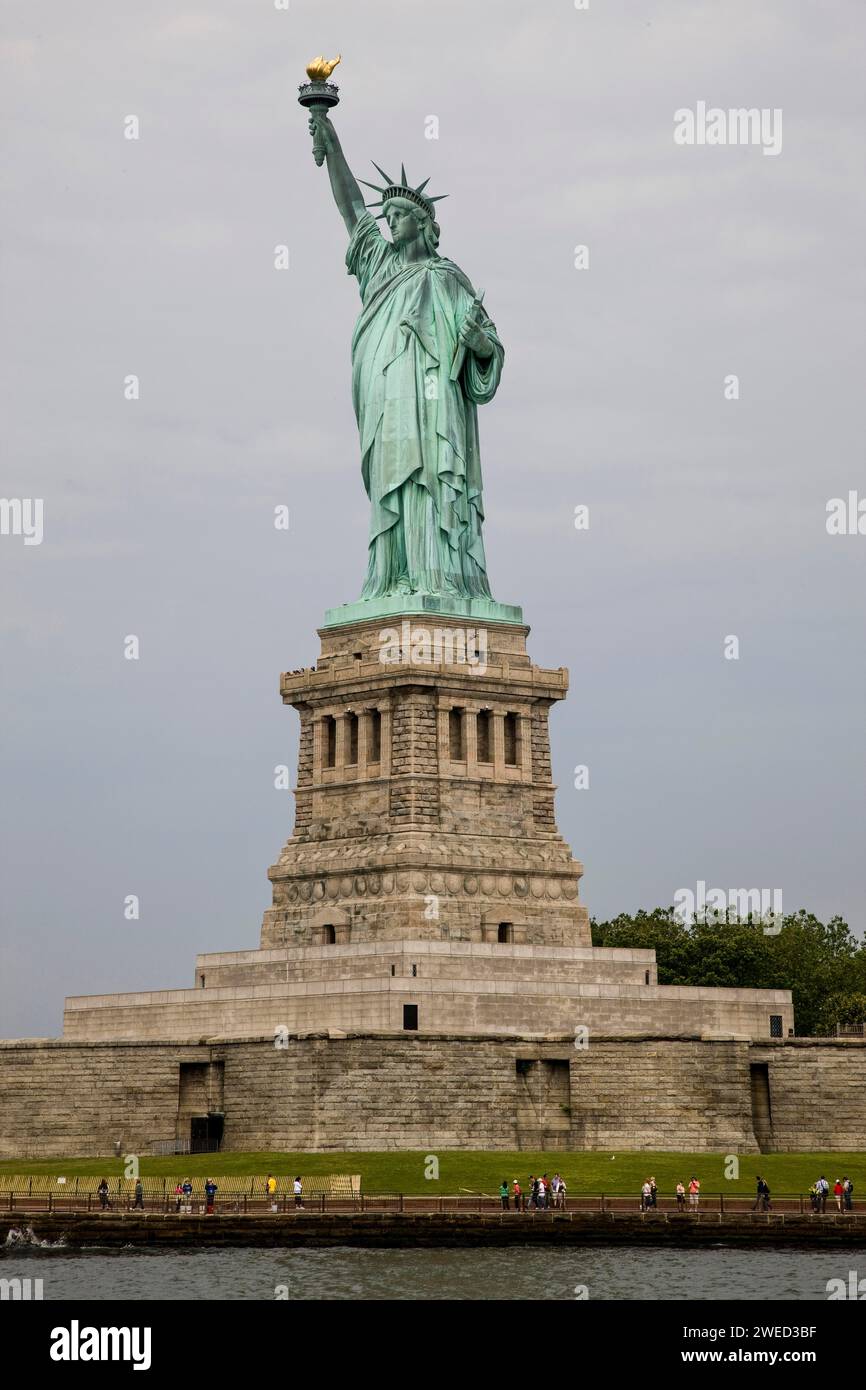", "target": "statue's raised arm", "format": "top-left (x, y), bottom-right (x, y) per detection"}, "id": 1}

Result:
top-left (307, 111), bottom-right (367, 234)
top-left (299, 61), bottom-right (506, 610)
